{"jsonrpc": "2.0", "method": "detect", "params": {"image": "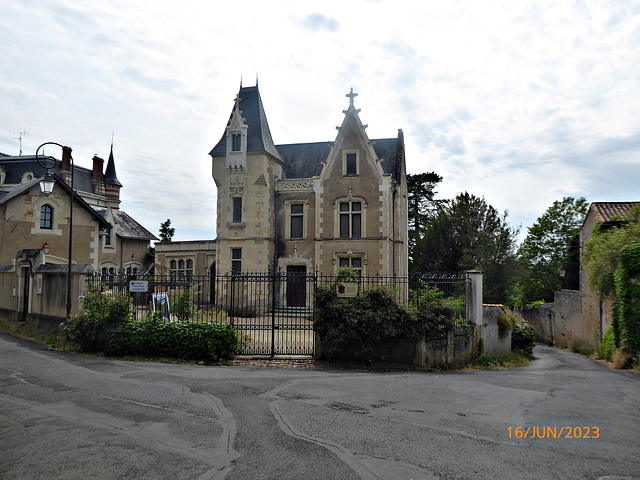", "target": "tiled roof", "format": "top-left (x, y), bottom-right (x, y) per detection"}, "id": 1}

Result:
top-left (591, 202), bottom-right (640, 223)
